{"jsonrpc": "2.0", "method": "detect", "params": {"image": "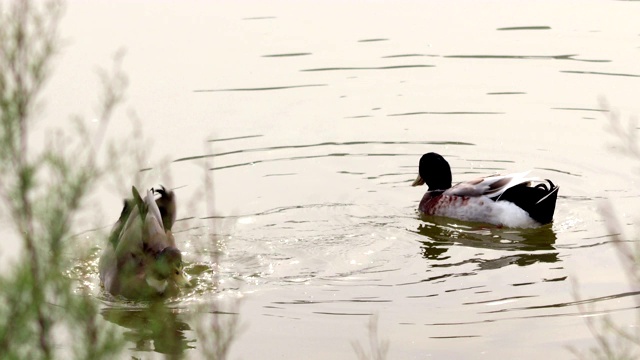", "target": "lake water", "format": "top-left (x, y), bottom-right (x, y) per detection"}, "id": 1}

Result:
top-left (42, 0), bottom-right (640, 358)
